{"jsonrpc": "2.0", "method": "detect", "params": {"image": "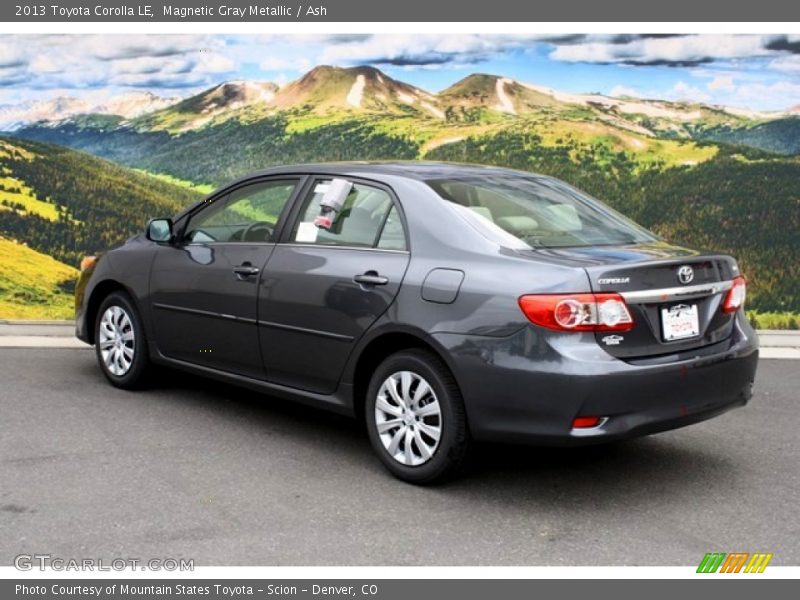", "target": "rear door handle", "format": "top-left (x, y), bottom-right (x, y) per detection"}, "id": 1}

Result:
top-left (353, 271), bottom-right (389, 286)
top-left (233, 264), bottom-right (260, 279)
